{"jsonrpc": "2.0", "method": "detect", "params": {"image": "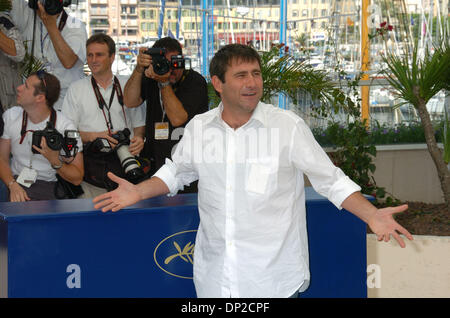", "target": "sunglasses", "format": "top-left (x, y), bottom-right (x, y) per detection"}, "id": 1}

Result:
top-left (36, 69), bottom-right (48, 98)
